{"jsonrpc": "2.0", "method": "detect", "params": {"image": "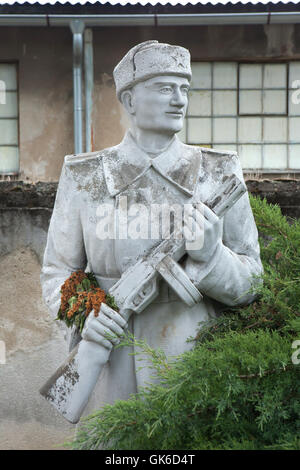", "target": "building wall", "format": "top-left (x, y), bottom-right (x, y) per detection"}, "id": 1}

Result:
top-left (0, 23), bottom-right (299, 182)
